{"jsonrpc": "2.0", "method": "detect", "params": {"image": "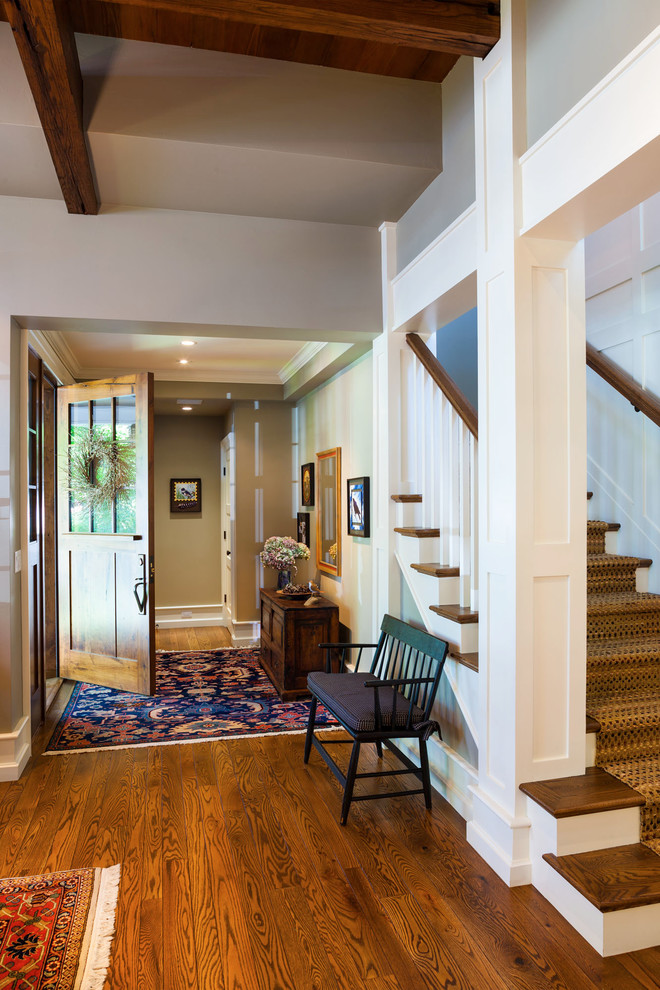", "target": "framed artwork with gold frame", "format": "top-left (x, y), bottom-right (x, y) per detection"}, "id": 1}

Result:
top-left (316, 447), bottom-right (341, 577)
top-left (301, 462), bottom-right (314, 507)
